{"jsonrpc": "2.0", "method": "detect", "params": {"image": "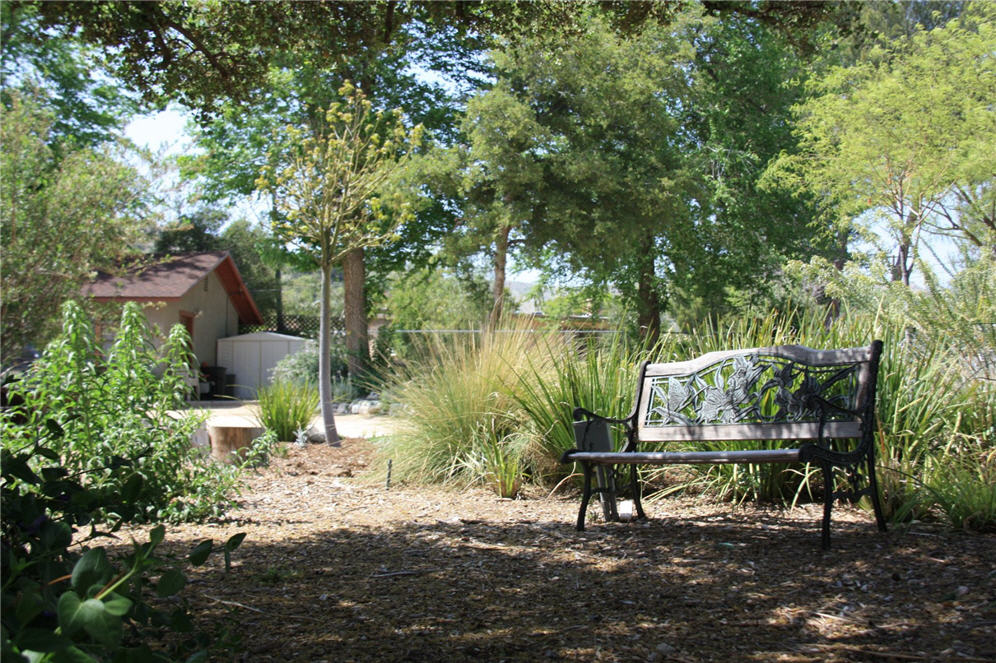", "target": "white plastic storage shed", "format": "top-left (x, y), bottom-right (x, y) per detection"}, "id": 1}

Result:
top-left (216, 332), bottom-right (307, 400)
